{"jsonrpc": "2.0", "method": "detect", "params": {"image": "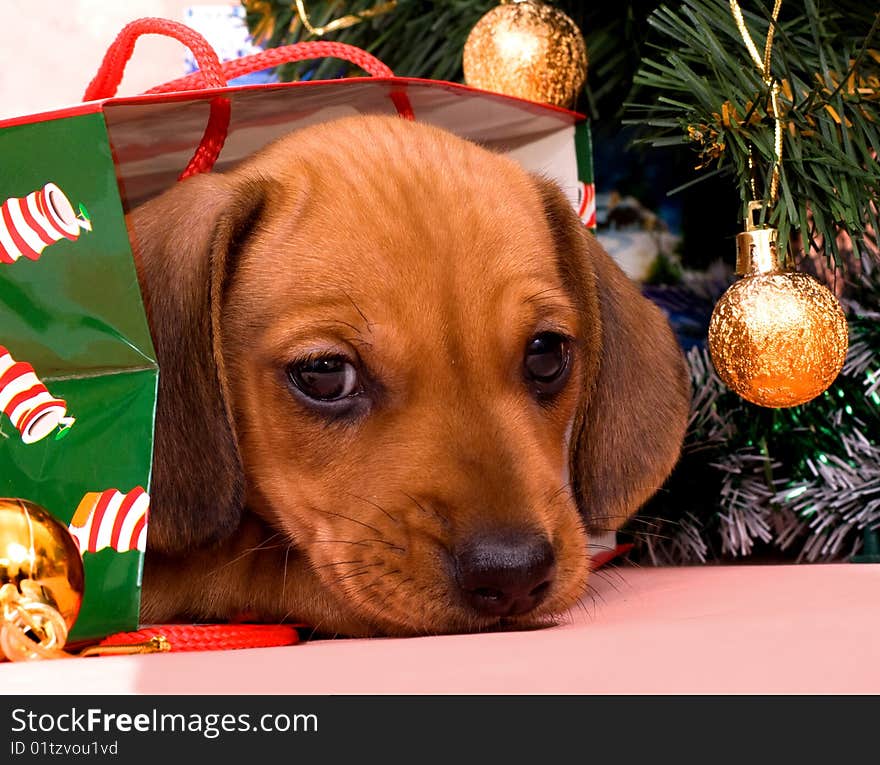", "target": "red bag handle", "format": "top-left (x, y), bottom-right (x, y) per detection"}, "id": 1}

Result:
top-left (150, 41), bottom-right (395, 91)
top-left (150, 40), bottom-right (416, 132)
top-left (83, 18), bottom-right (230, 180)
top-left (84, 18), bottom-right (413, 181)
top-left (83, 17), bottom-right (228, 100)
